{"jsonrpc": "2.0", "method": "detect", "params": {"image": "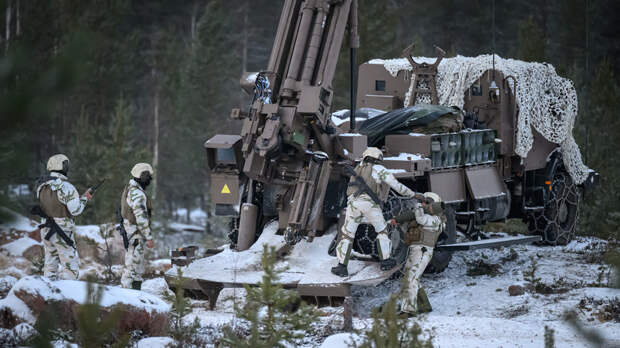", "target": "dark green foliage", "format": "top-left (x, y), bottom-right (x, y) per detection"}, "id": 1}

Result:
top-left (544, 326), bottom-right (555, 348)
top-left (68, 97), bottom-right (150, 223)
top-left (165, 267), bottom-right (199, 346)
top-left (221, 245), bottom-right (318, 347)
top-left (518, 16), bottom-right (545, 62)
top-left (574, 59), bottom-right (620, 241)
top-left (75, 281), bottom-right (129, 348)
top-left (523, 255), bottom-right (542, 284)
top-left (564, 310), bottom-right (607, 347)
top-left (350, 295), bottom-right (433, 348)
